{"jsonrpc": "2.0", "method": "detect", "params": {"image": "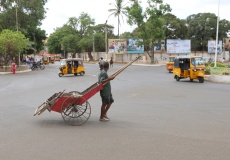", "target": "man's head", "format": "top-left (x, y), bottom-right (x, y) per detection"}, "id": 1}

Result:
top-left (100, 57), bottom-right (103, 60)
top-left (103, 62), bottom-right (109, 70)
